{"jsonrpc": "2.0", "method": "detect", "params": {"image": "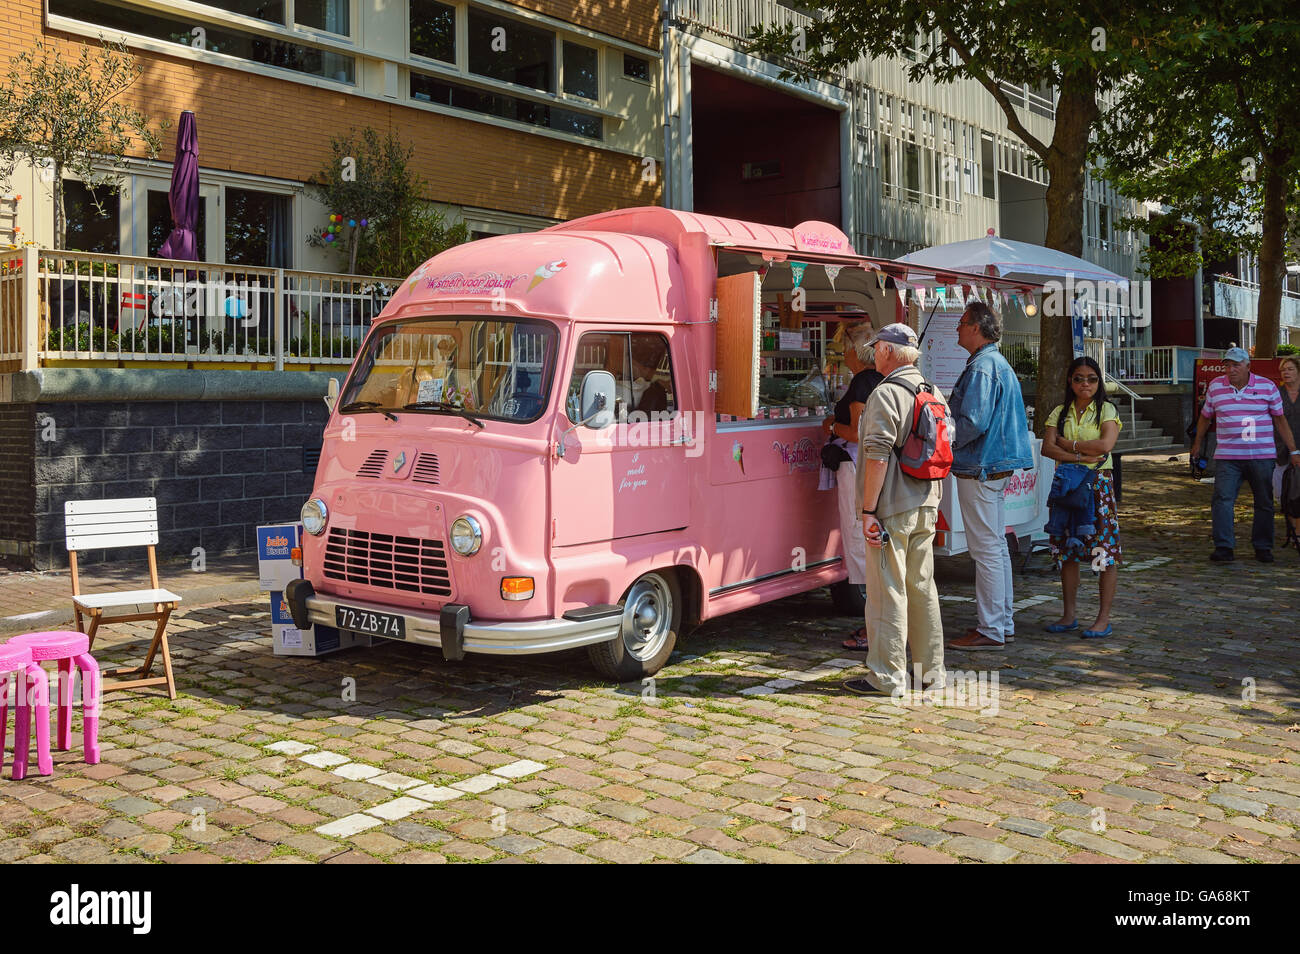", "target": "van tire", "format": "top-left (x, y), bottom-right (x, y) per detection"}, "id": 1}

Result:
top-left (587, 570), bottom-right (681, 682)
top-left (829, 579), bottom-right (866, 616)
